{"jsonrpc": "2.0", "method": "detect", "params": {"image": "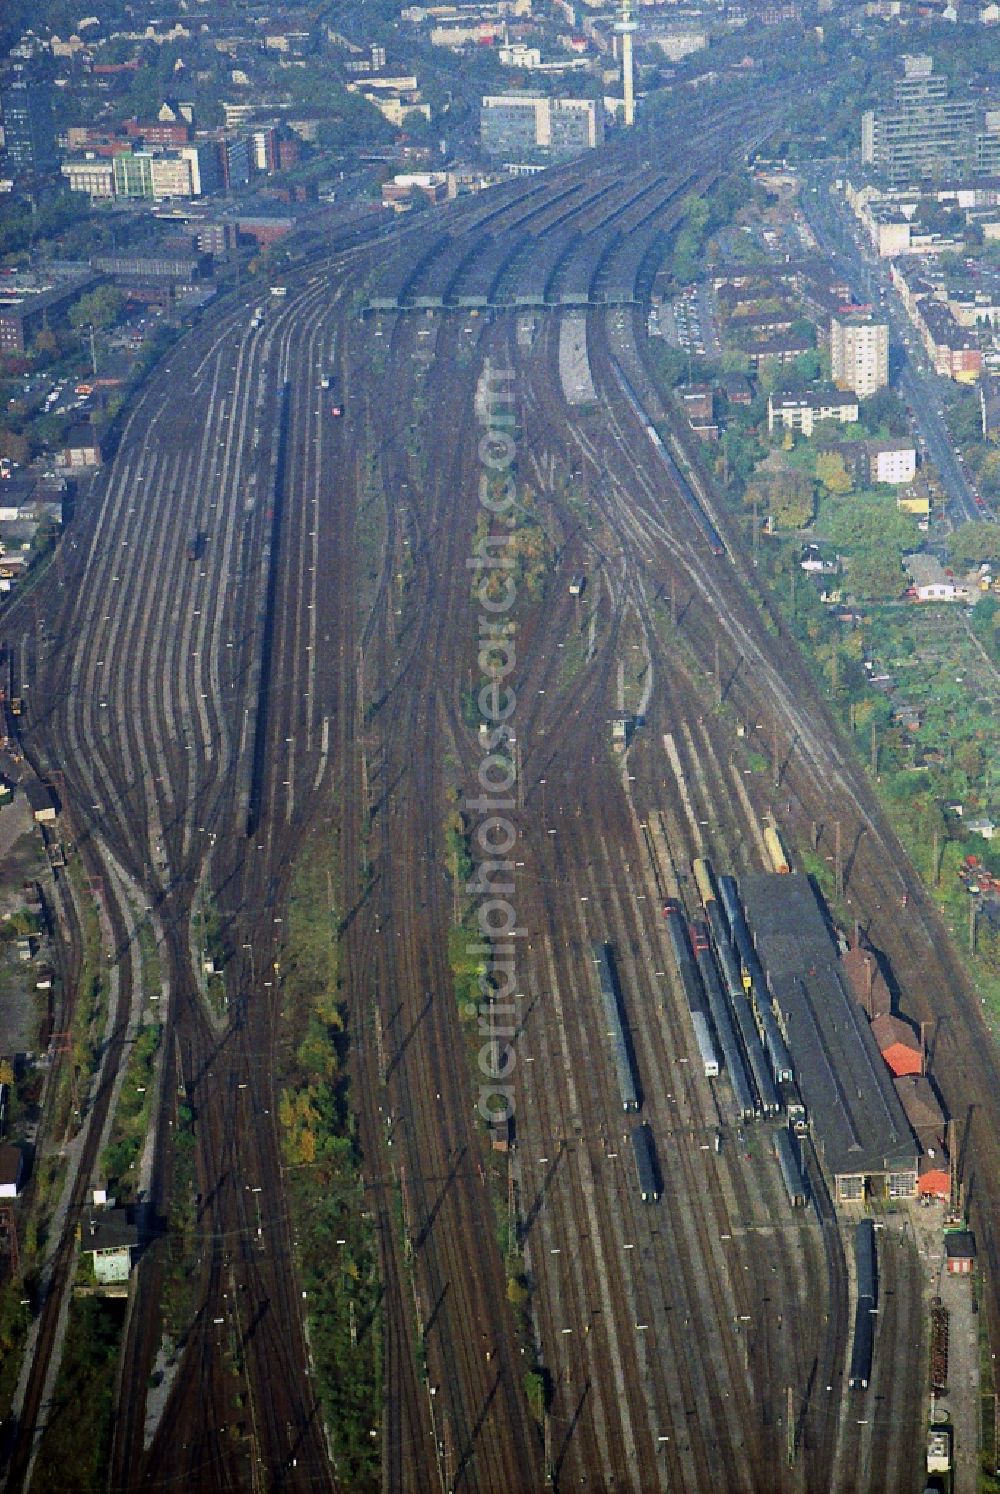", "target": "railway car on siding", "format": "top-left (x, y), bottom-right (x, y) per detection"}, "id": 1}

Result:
top-left (717, 876), bottom-right (795, 1085)
top-left (848, 1305), bottom-right (874, 1390)
top-left (758, 1006), bottom-right (795, 1087)
top-left (691, 922), bottom-right (756, 1117)
top-left (763, 824), bottom-right (791, 875)
top-left (704, 900), bottom-right (779, 1115)
top-left (773, 1127), bottom-right (808, 1208)
top-left (691, 1010), bottom-right (720, 1077)
top-left (591, 942), bottom-right (640, 1113)
top-left (631, 1122), bottom-right (661, 1203)
top-left (855, 1219), bottom-right (877, 1307)
top-left (849, 1219), bottom-right (878, 1390)
top-left (662, 899), bottom-right (705, 1015)
top-left (777, 1077), bottom-right (808, 1133)
top-left (731, 992), bottom-right (780, 1116)
top-left (692, 856), bottom-right (716, 909)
